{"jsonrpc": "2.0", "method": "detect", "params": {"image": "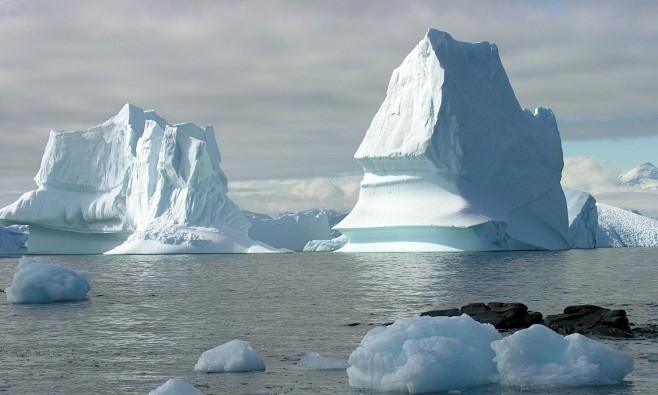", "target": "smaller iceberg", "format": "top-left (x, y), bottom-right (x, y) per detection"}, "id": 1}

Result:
top-left (148, 378), bottom-right (205, 395)
top-left (0, 224), bottom-right (29, 256)
top-left (347, 315), bottom-right (502, 393)
top-left (491, 324), bottom-right (634, 388)
top-left (303, 234), bottom-right (349, 252)
top-left (5, 257), bottom-right (92, 304)
top-left (194, 339), bottom-right (266, 373)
